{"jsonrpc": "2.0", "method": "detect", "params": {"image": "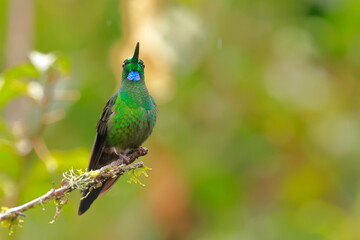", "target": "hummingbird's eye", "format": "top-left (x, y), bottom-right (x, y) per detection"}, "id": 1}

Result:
top-left (140, 60), bottom-right (145, 68)
top-left (122, 60), bottom-right (129, 68)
